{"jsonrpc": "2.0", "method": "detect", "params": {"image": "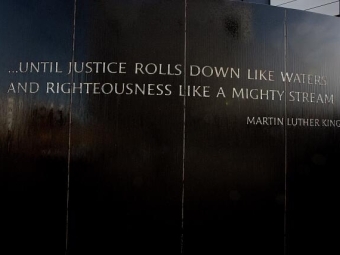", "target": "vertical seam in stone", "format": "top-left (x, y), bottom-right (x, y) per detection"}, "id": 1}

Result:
top-left (181, 0), bottom-right (187, 254)
top-left (284, 9), bottom-right (287, 255)
top-left (65, 0), bottom-right (77, 253)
